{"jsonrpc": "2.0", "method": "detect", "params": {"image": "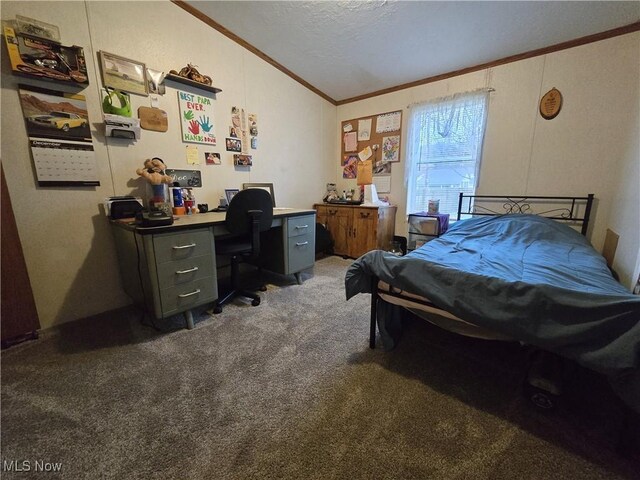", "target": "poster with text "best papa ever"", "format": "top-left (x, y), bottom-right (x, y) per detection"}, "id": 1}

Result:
top-left (178, 90), bottom-right (216, 145)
